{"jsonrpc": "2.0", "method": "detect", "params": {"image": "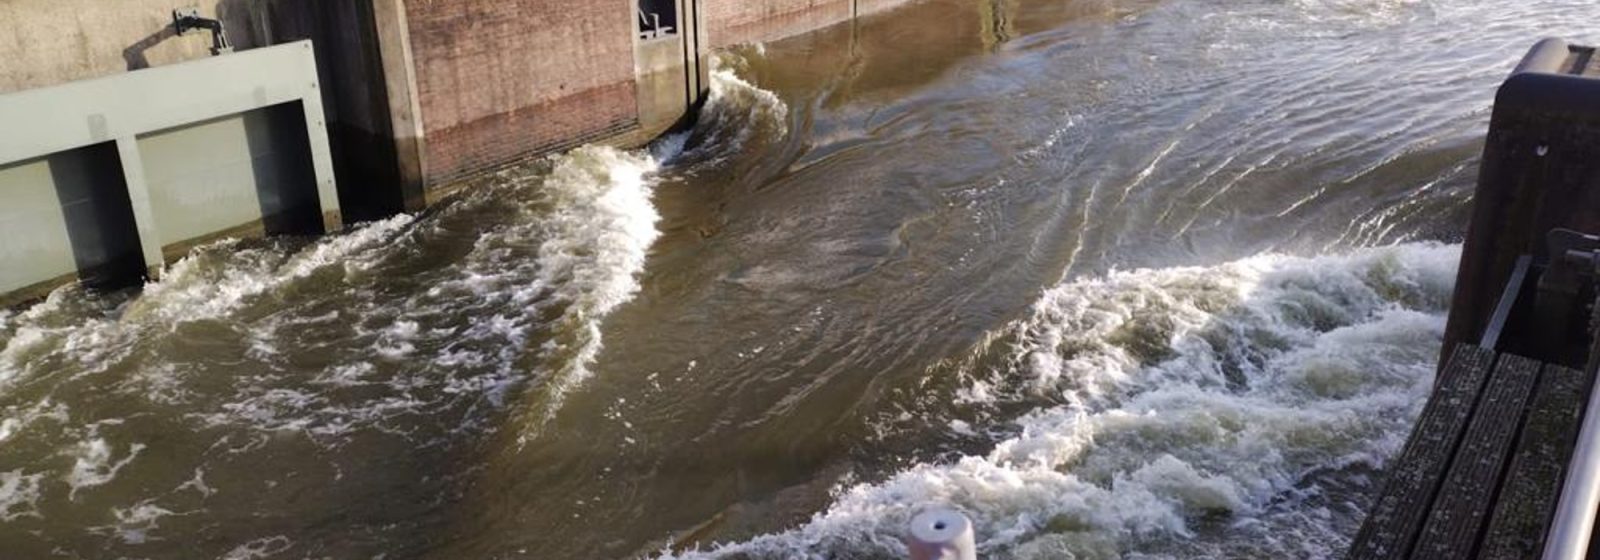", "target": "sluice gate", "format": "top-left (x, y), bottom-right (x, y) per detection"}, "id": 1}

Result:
top-left (0, 41), bottom-right (338, 306)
